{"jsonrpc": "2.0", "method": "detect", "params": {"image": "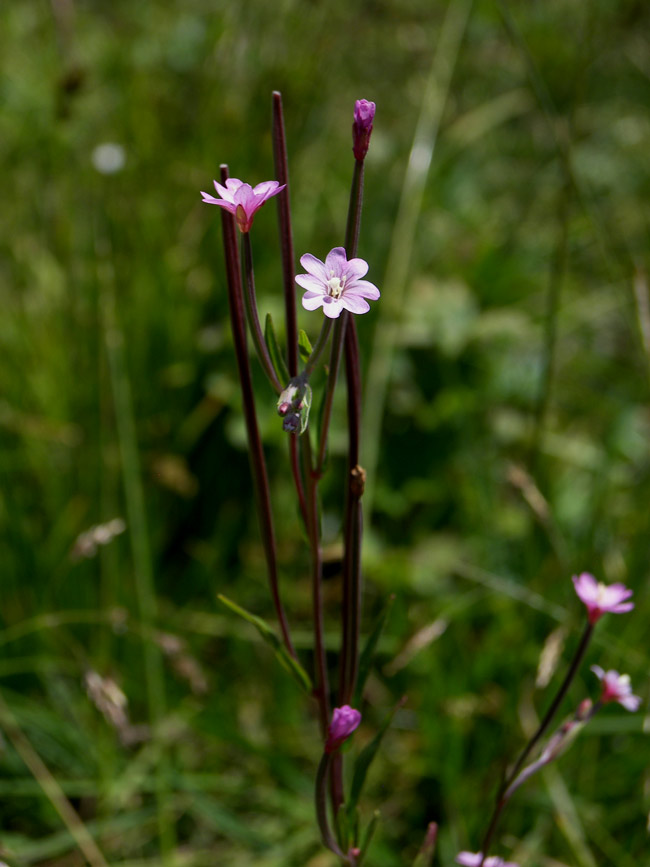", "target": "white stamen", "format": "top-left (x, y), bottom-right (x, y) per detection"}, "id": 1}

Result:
top-left (326, 275), bottom-right (346, 299)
